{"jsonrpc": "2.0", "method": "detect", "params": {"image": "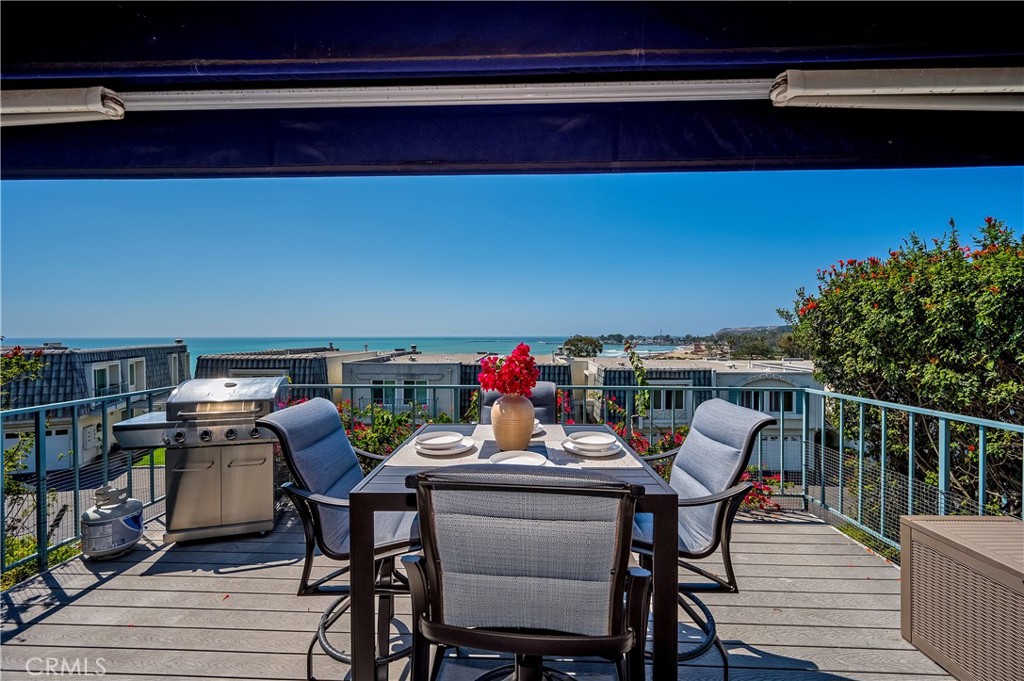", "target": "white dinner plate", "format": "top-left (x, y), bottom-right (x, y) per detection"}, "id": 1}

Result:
top-left (489, 450), bottom-right (548, 466)
top-left (562, 439), bottom-right (622, 458)
top-left (567, 431), bottom-right (617, 450)
top-left (532, 424), bottom-right (544, 435)
top-left (415, 430), bottom-right (464, 448)
top-left (415, 436), bottom-right (475, 456)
